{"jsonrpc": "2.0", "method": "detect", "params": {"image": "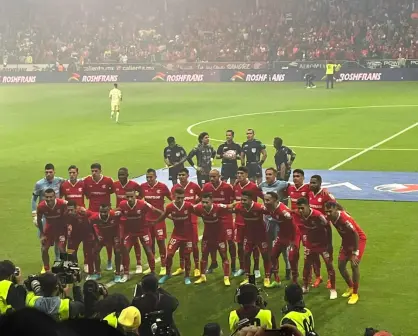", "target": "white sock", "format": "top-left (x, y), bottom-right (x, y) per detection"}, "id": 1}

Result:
top-left (111, 111), bottom-right (114, 118)
top-left (116, 112), bottom-right (119, 122)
